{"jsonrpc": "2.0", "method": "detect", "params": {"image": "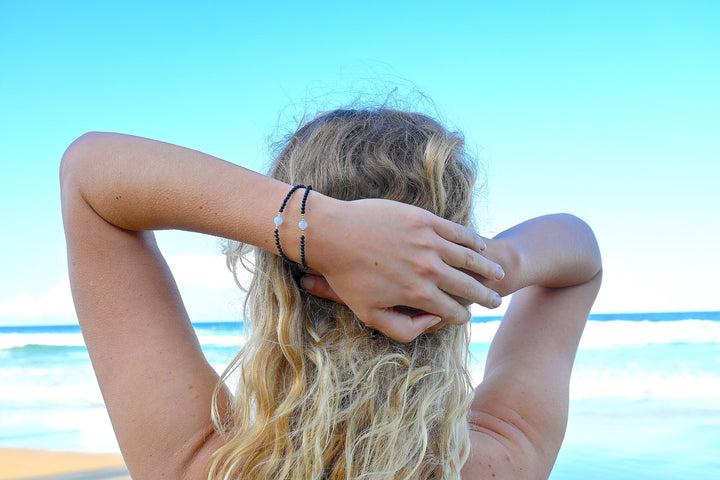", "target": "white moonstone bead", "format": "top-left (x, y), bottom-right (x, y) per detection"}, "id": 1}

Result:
top-left (274, 215), bottom-right (283, 226)
top-left (298, 220), bottom-right (308, 230)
